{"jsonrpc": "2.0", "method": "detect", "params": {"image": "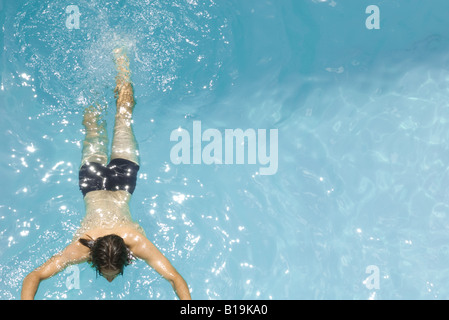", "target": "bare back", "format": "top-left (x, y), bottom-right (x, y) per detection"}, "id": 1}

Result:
top-left (73, 189), bottom-right (145, 242)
